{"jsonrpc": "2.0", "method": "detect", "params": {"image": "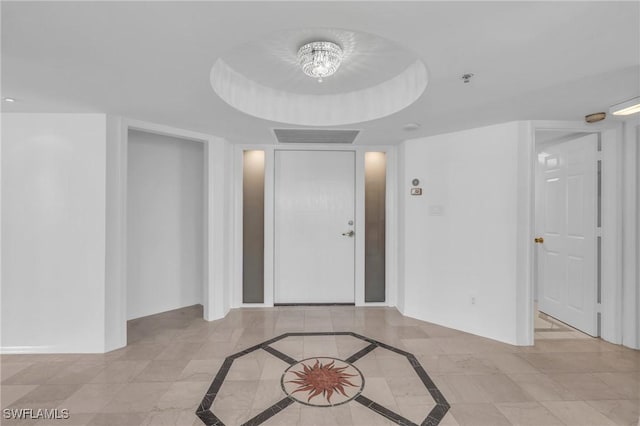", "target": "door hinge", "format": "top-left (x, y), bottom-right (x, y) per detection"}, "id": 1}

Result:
top-left (596, 227), bottom-right (602, 237)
